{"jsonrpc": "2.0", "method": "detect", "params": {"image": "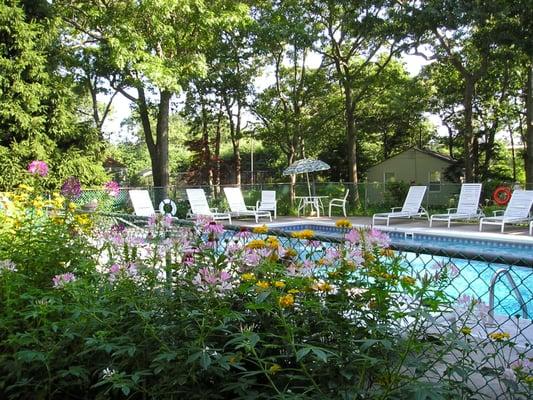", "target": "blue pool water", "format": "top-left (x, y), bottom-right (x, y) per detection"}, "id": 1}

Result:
top-left (269, 224), bottom-right (533, 319)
